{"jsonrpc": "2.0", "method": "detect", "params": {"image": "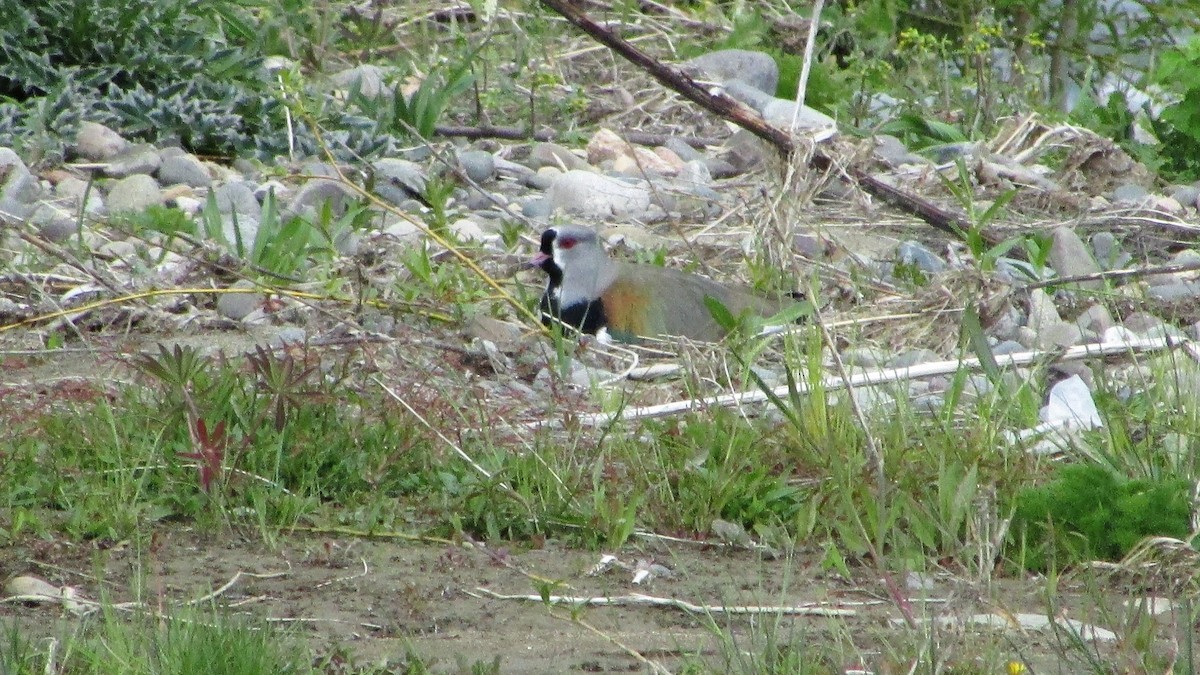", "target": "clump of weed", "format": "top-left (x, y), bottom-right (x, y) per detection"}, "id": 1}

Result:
top-left (1010, 463), bottom-right (1194, 571)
